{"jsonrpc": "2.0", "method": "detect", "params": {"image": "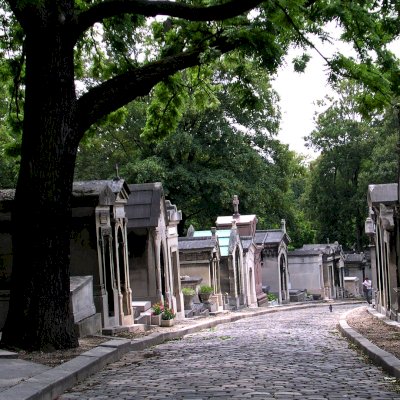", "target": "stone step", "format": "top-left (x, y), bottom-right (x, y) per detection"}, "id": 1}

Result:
top-left (132, 301), bottom-right (151, 313)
